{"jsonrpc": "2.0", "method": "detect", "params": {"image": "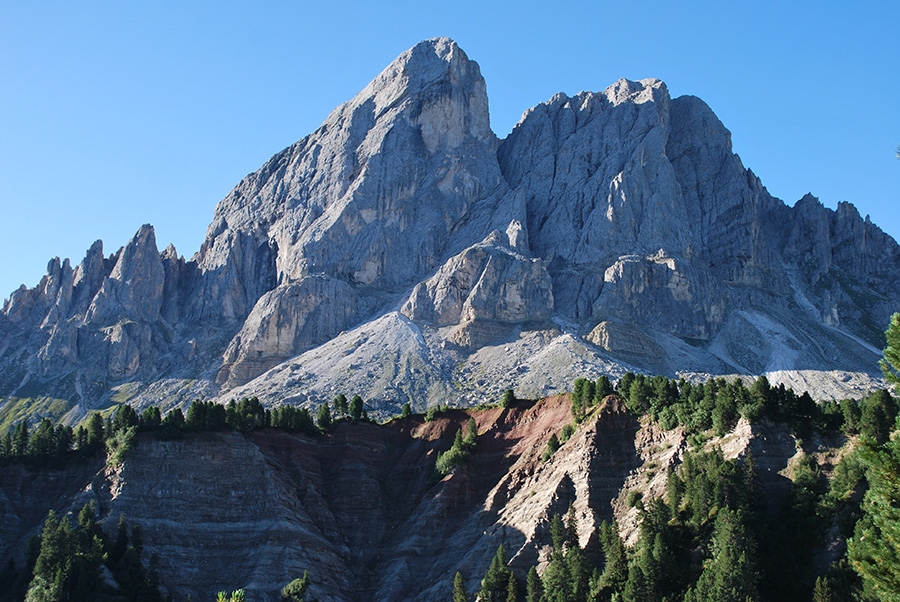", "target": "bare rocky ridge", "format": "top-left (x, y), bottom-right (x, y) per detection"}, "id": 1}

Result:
top-left (0, 395), bottom-right (828, 602)
top-left (0, 37), bottom-right (897, 423)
